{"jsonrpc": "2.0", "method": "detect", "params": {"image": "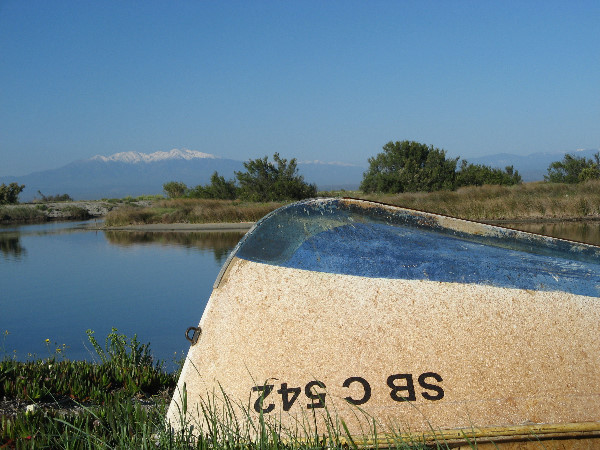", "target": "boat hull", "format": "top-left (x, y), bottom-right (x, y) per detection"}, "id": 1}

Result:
top-left (167, 198), bottom-right (600, 447)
